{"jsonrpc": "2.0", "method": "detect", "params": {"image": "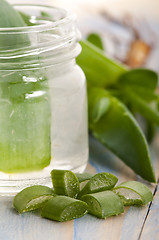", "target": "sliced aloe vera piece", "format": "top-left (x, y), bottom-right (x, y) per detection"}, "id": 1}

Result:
top-left (13, 185), bottom-right (55, 213)
top-left (51, 170), bottom-right (80, 198)
top-left (78, 172), bottom-right (118, 198)
top-left (75, 173), bottom-right (94, 183)
top-left (81, 191), bottom-right (124, 219)
top-left (41, 196), bottom-right (88, 222)
top-left (113, 181), bottom-right (153, 206)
